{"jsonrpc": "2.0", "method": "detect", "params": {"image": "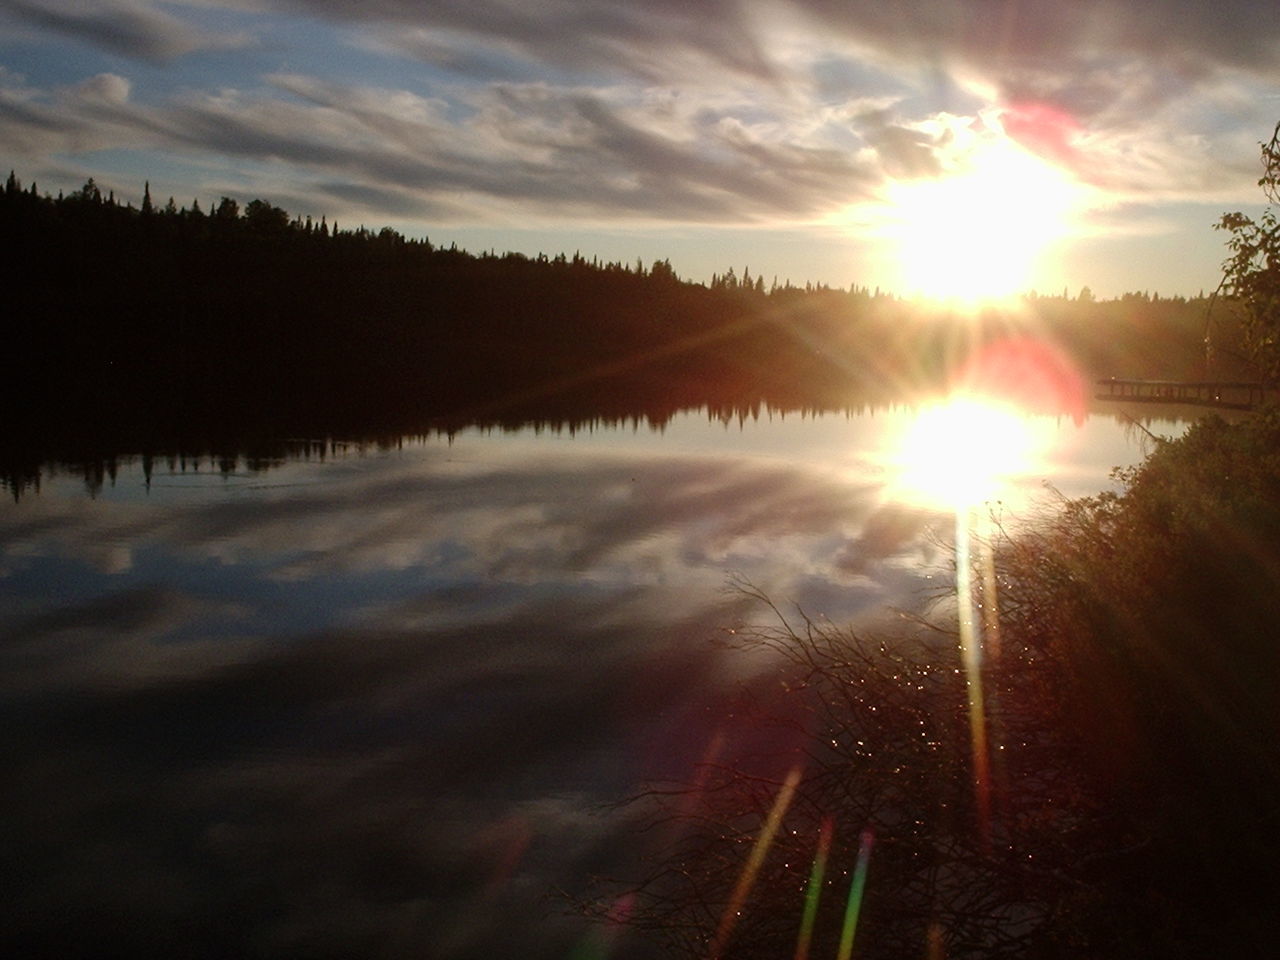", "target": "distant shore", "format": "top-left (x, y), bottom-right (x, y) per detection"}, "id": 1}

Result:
top-left (3, 174), bottom-right (1256, 463)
